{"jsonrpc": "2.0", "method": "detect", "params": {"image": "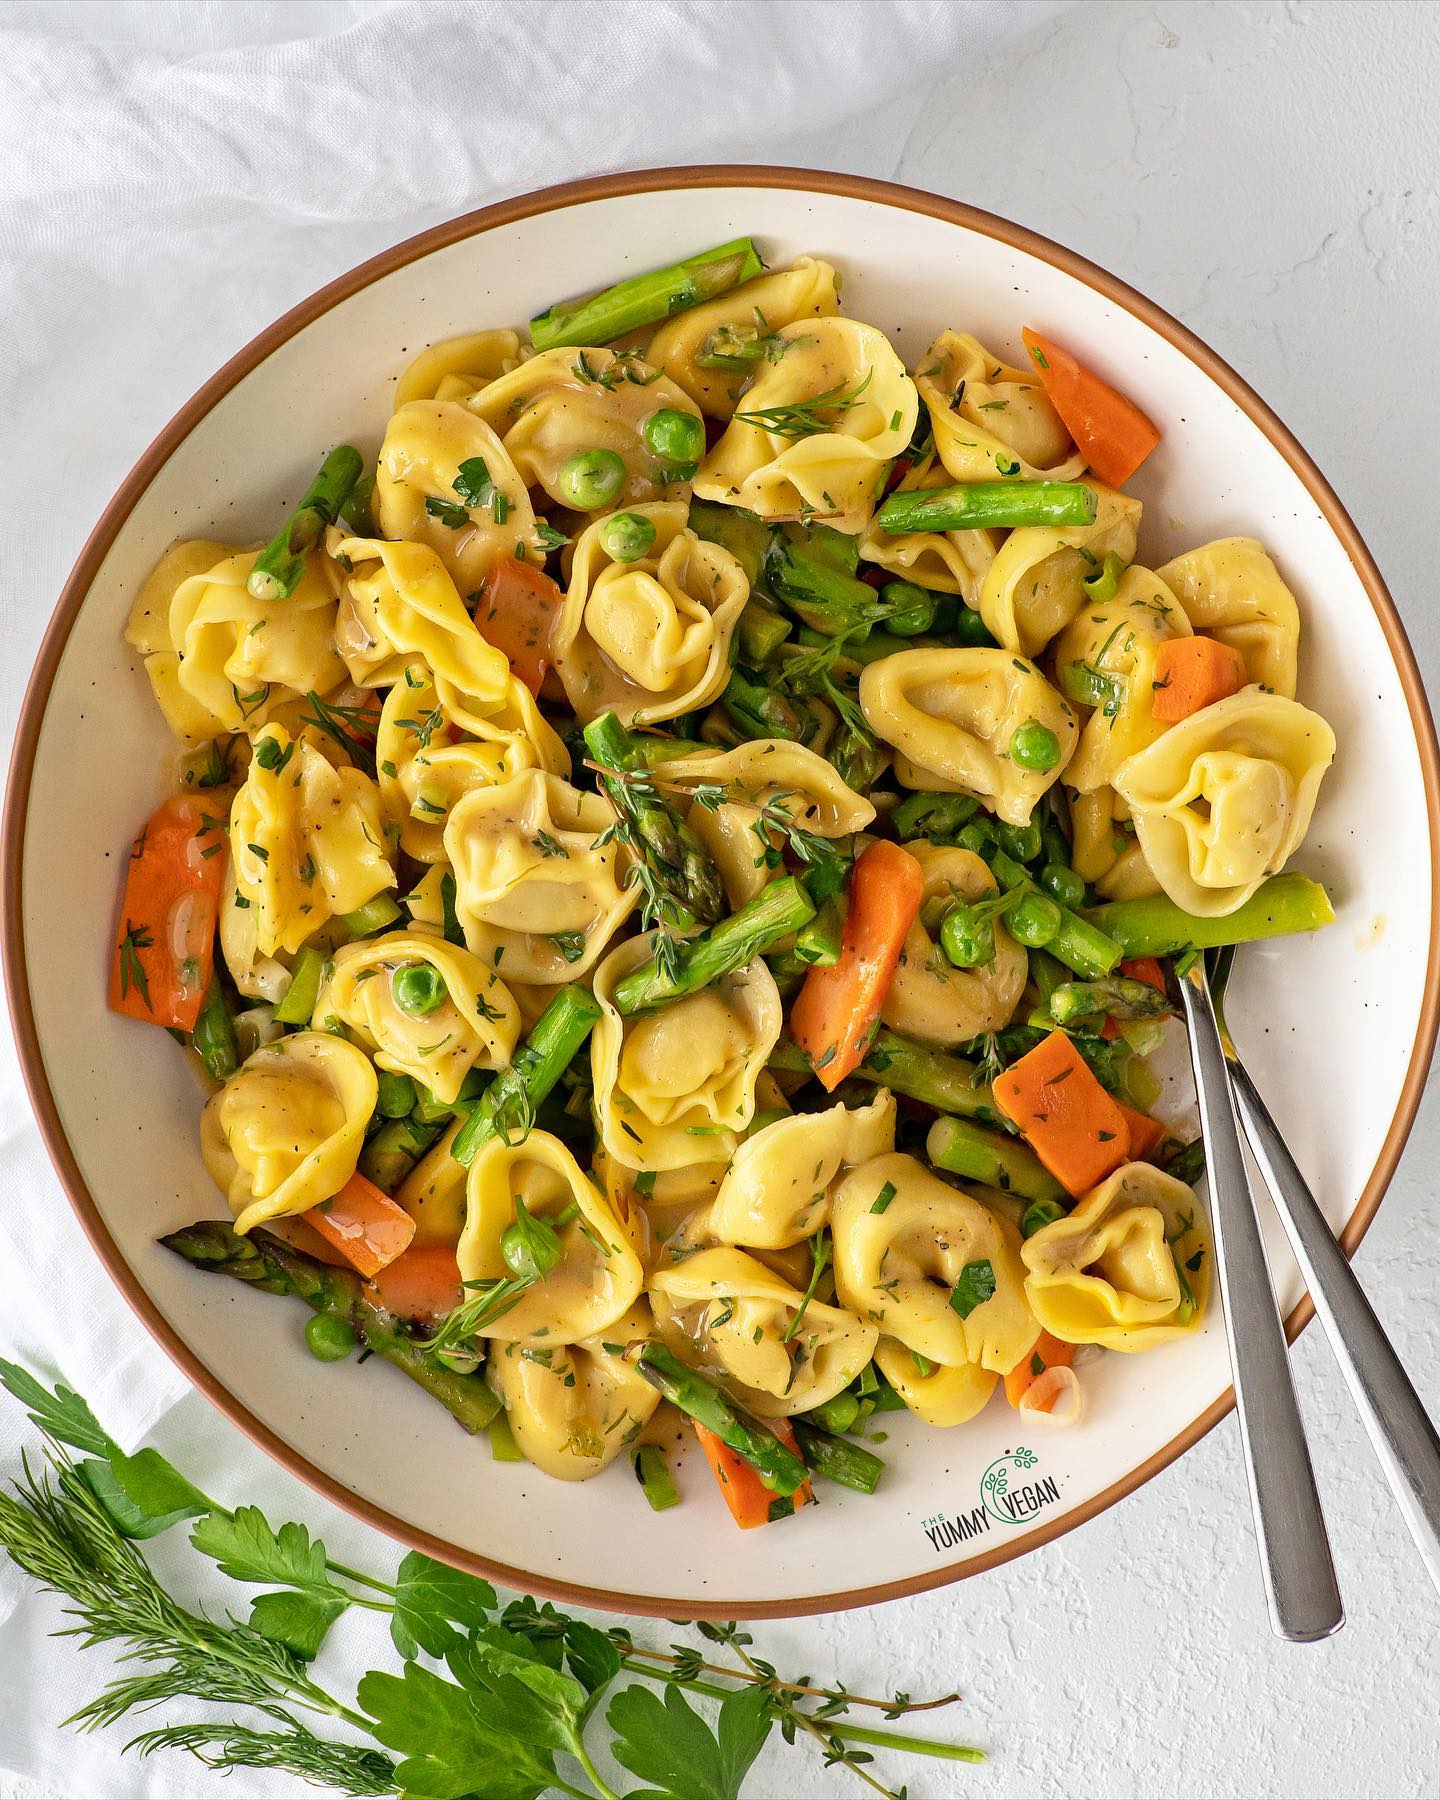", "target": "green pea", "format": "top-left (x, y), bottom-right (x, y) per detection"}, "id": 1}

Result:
top-left (940, 904), bottom-right (995, 969)
top-left (391, 962), bottom-right (446, 1016)
top-left (878, 579), bottom-right (936, 637)
top-left (558, 448), bottom-right (627, 511)
top-left (376, 1069), bottom-right (418, 1118)
top-left (1009, 719), bottom-right (1062, 771)
top-left (1007, 890), bottom-right (1063, 948)
top-left (1040, 862), bottom-right (1087, 909)
top-left (643, 408), bottom-right (705, 465)
top-left (500, 1197), bottom-right (563, 1282)
top-left (995, 818), bottom-right (1043, 864)
top-left (599, 511), bottom-right (657, 562)
top-left (1021, 1198), bottom-right (1067, 1238)
top-left (304, 1314), bottom-right (357, 1362)
top-left (951, 604), bottom-right (999, 649)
